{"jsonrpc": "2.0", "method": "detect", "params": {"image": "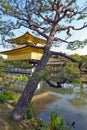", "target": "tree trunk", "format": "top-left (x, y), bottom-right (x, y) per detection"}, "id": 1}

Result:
top-left (11, 48), bottom-right (52, 122)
